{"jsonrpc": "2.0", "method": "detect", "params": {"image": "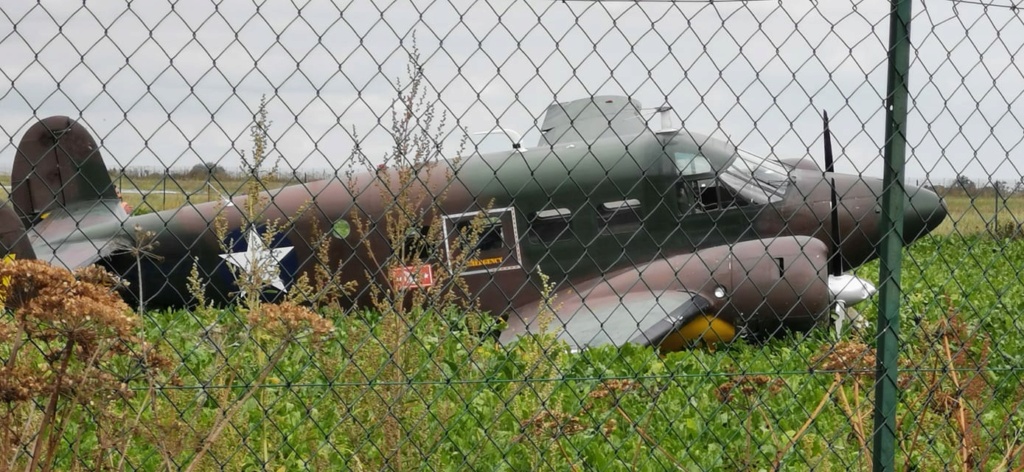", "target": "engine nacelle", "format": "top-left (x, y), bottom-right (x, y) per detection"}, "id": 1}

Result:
top-left (678, 236), bottom-right (831, 340)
